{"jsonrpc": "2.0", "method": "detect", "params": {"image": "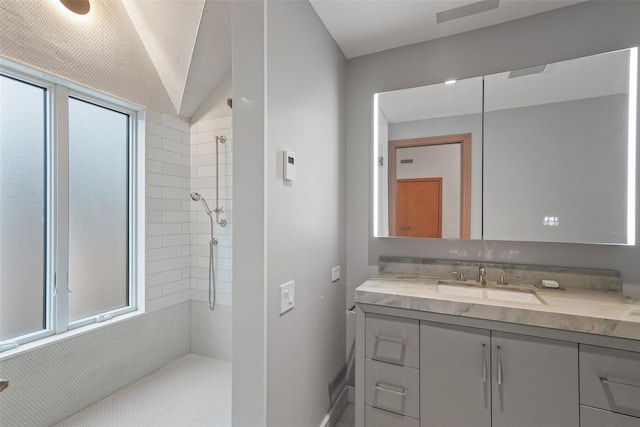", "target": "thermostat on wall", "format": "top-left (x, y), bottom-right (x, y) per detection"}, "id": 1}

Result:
top-left (284, 150), bottom-right (296, 181)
